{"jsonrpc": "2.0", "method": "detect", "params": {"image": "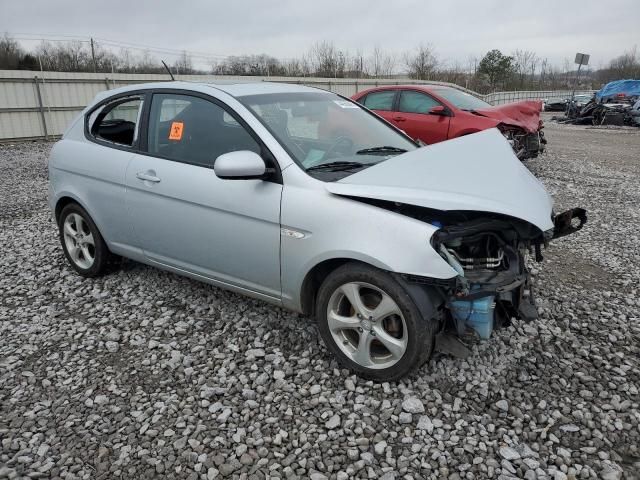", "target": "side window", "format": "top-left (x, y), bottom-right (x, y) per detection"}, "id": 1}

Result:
top-left (362, 91), bottom-right (396, 111)
top-left (89, 97), bottom-right (143, 147)
top-left (147, 94), bottom-right (261, 167)
top-left (398, 91), bottom-right (440, 114)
